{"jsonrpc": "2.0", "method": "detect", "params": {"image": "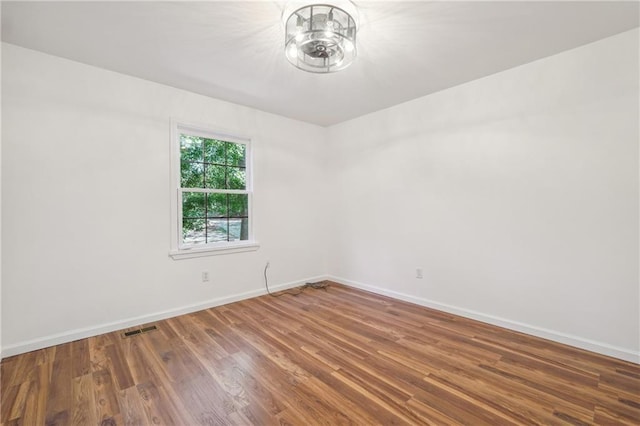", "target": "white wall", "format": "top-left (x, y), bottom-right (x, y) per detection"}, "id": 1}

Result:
top-left (2, 29), bottom-right (638, 362)
top-left (1, 43), bottom-right (328, 356)
top-left (327, 29), bottom-right (639, 362)
top-left (0, 8), bottom-right (3, 357)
